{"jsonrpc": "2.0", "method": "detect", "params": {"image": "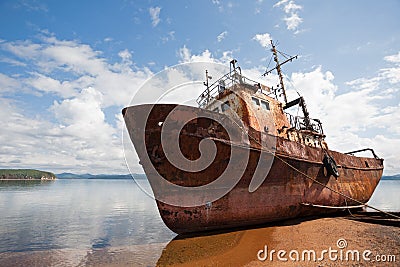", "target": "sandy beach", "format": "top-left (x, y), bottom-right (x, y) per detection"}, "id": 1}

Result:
top-left (1, 215), bottom-right (398, 266)
top-left (156, 215), bottom-right (399, 267)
